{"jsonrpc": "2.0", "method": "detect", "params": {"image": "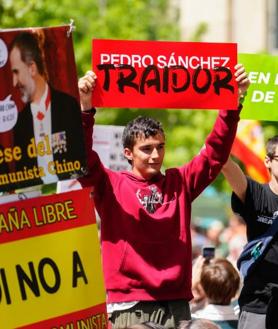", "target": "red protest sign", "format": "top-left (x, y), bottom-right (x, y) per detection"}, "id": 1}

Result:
top-left (92, 39), bottom-right (238, 110)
